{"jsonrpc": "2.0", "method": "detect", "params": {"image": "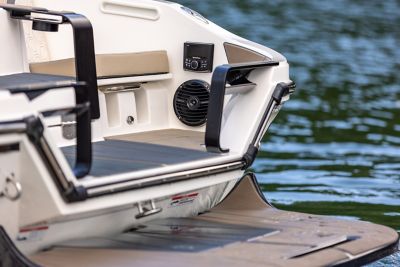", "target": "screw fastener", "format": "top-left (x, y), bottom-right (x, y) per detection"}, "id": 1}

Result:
top-left (127, 116), bottom-right (135, 125)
